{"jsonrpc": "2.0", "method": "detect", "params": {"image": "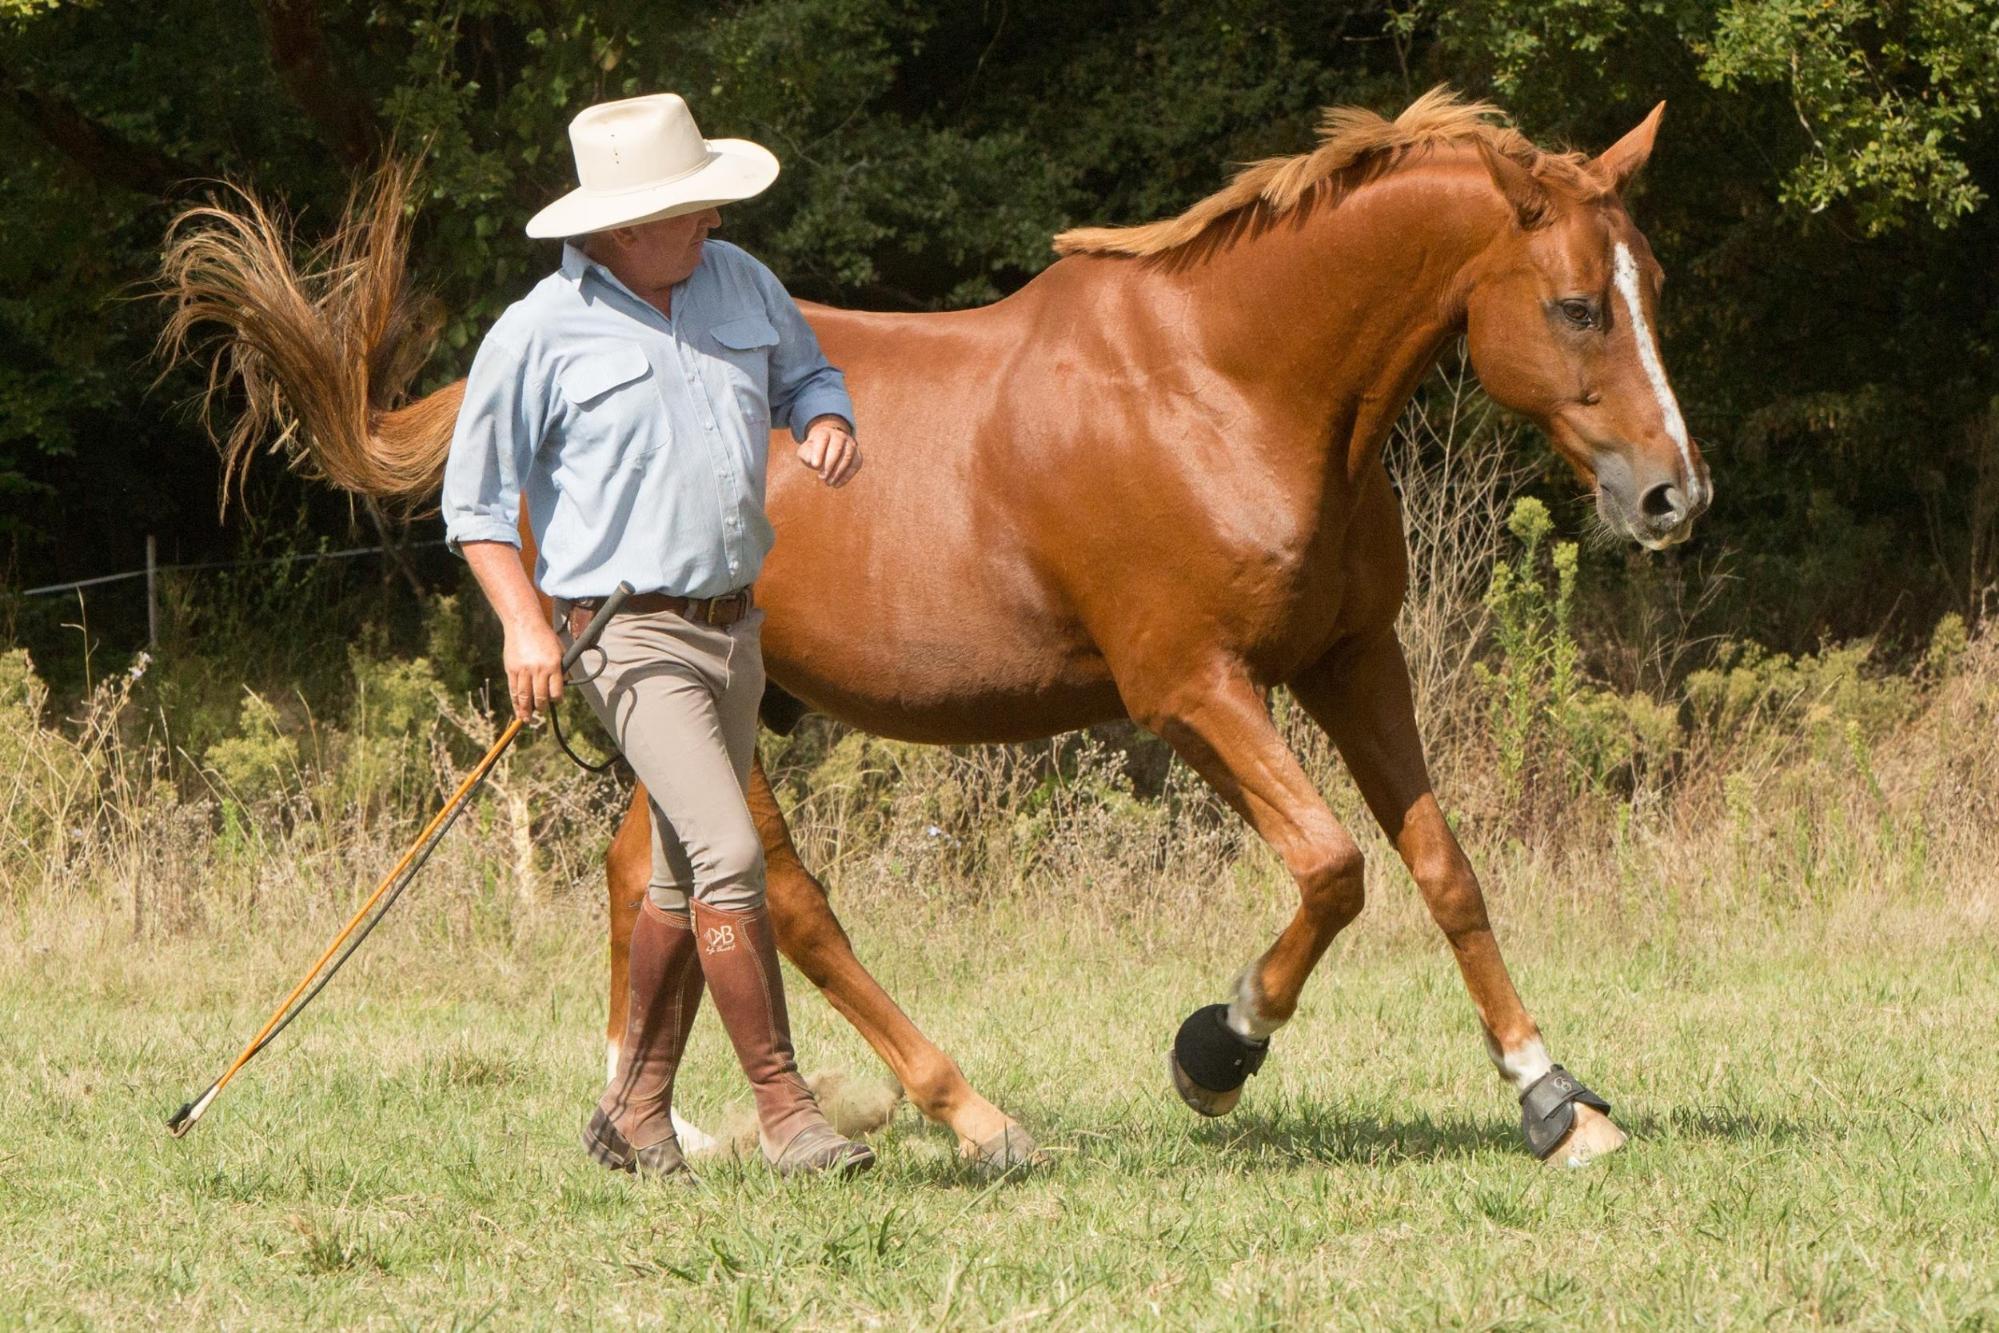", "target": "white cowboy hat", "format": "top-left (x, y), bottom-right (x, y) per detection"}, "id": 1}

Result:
top-left (524, 93), bottom-right (779, 239)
